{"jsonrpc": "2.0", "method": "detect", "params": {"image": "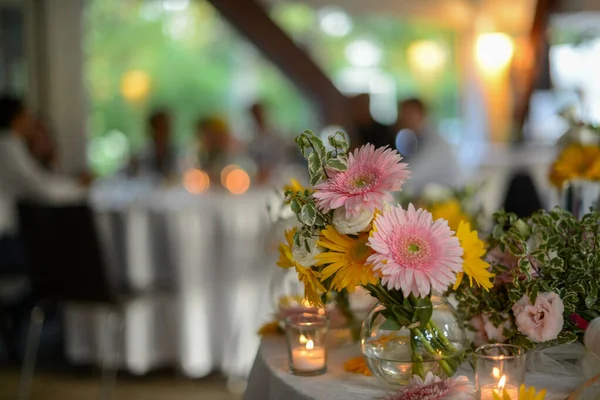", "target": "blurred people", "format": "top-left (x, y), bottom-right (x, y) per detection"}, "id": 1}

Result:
top-left (394, 98), bottom-right (463, 193)
top-left (130, 109), bottom-right (178, 178)
top-left (352, 93), bottom-right (395, 149)
top-left (0, 95), bottom-right (87, 273)
top-left (194, 116), bottom-right (240, 179)
top-left (248, 102), bottom-right (291, 185)
top-left (26, 116), bottom-right (57, 171)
